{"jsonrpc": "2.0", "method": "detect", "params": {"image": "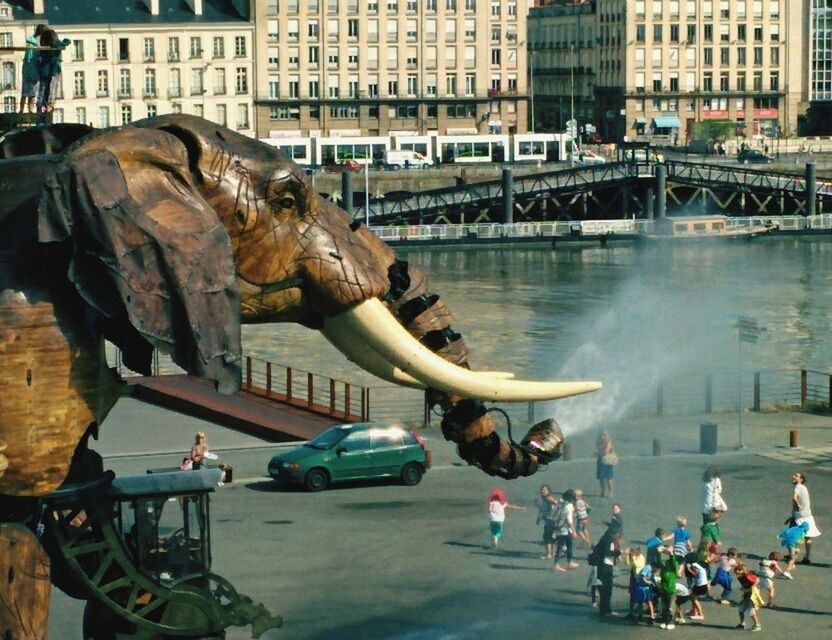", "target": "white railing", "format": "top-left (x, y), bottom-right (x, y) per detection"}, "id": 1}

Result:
top-left (370, 215), bottom-right (832, 241)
